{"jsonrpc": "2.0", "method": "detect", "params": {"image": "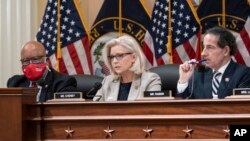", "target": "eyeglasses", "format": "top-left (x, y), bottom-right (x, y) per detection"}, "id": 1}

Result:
top-left (20, 56), bottom-right (47, 66)
top-left (108, 53), bottom-right (132, 61)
